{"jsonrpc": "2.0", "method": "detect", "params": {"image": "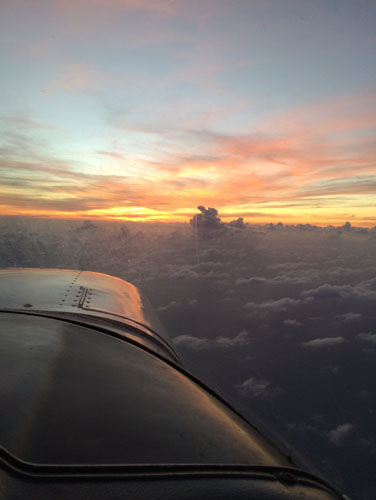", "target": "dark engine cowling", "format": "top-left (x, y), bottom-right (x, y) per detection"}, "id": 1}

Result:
top-left (0, 269), bottom-right (343, 499)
